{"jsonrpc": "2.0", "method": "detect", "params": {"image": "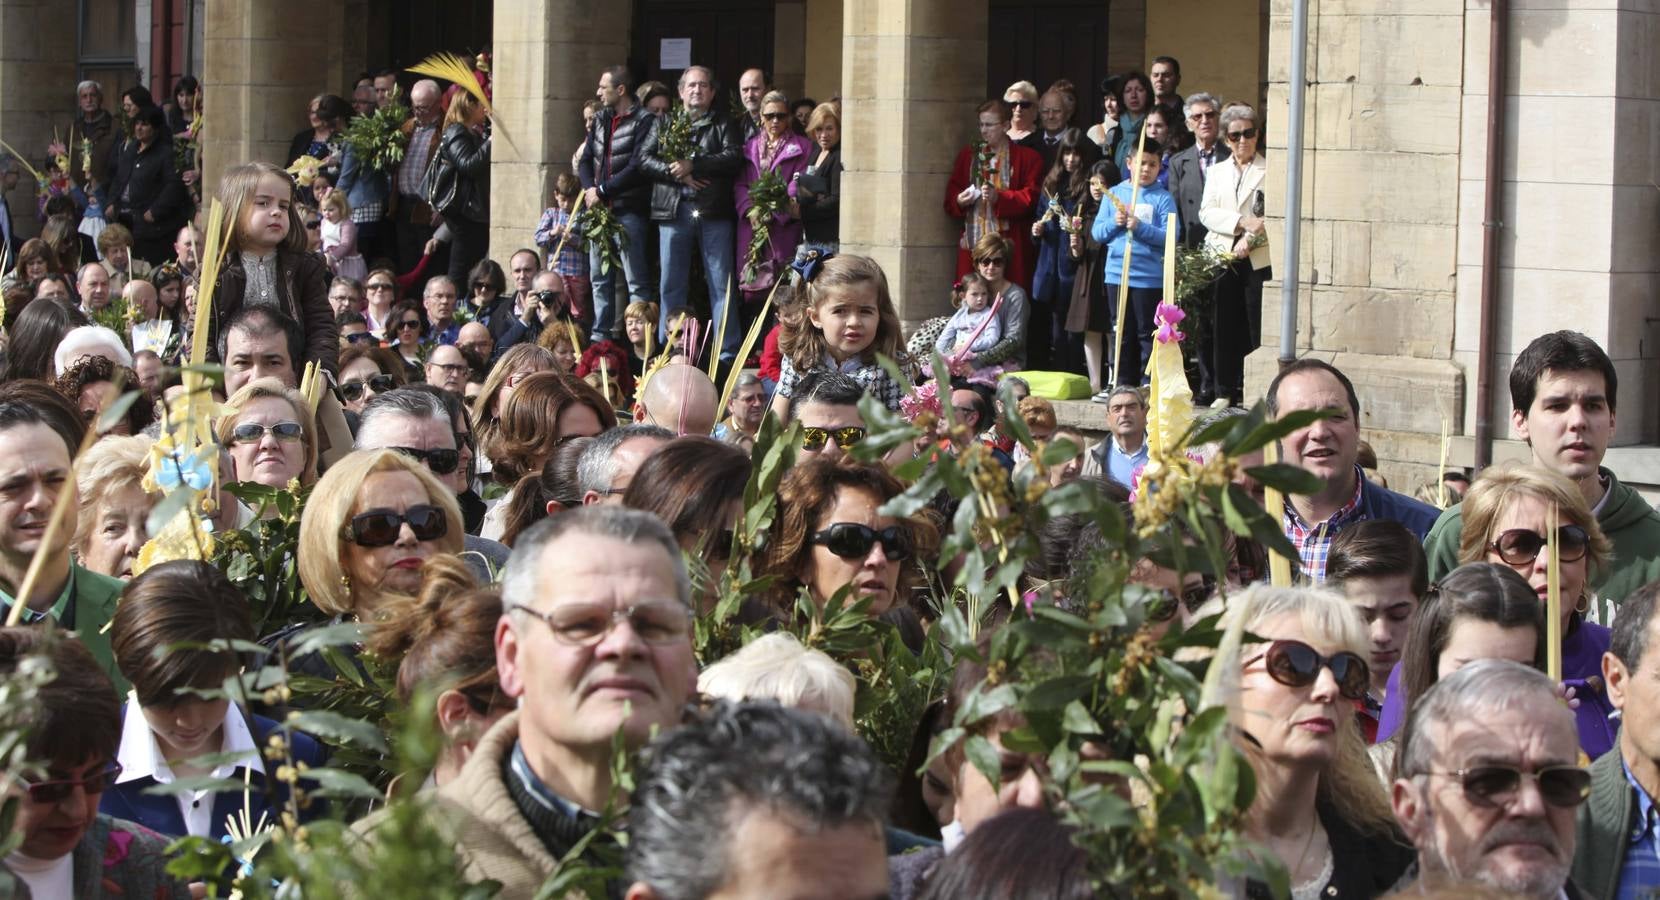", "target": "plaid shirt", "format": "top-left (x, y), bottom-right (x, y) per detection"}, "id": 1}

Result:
top-left (351, 200), bottom-right (385, 224)
top-left (398, 123), bottom-right (438, 197)
top-left (1621, 761), bottom-right (1660, 900)
top-left (776, 353), bottom-right (907, 412)
top-left (534, 207), bottom-right (588, 277)
top-left (1283, 466), bottom-right (1367, 583)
